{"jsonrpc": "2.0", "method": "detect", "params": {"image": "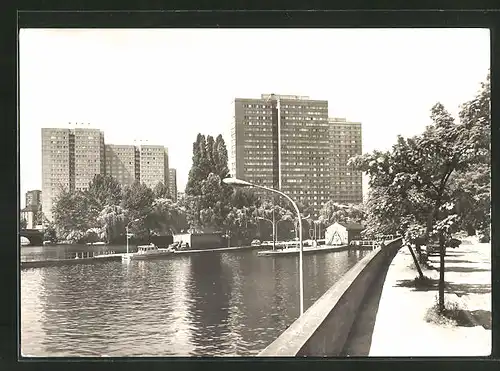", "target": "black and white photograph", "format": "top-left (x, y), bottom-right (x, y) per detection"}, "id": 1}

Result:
top-left (19, 27), bottom-right (491, 357)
